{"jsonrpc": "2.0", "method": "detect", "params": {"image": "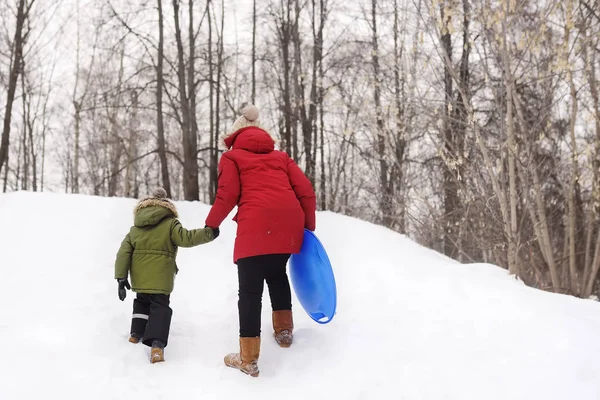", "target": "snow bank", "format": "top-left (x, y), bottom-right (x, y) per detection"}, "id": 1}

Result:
top-left (1, 191), bottom-right (599, 399)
